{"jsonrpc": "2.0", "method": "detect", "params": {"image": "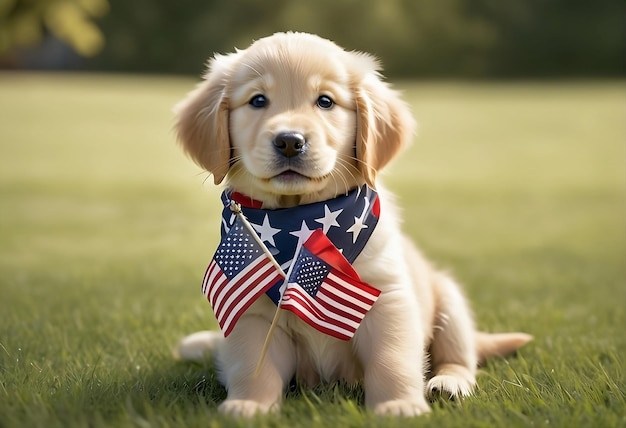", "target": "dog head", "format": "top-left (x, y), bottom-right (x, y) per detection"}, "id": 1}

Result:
top-left (175, 32), bottom-right (414, 207)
